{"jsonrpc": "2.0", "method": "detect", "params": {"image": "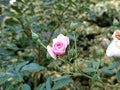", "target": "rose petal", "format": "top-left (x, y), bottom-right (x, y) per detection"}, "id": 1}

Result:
top-left (106, 40), bottom-right (120, 57)
top-left (53, 38), bottom-right (68, 48)
top-left (53, 42), bottom-right (66, 55)
top-left (102, 38), bottom-right (110, 44)
top-left (47, 45), bottom-right (56, 60)
top-left (53, 49), bottom-right (65, 55)
top-left (53, 34), bottom-right (69, 48)
top-left (57, 34), bottom-right (70, 45)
